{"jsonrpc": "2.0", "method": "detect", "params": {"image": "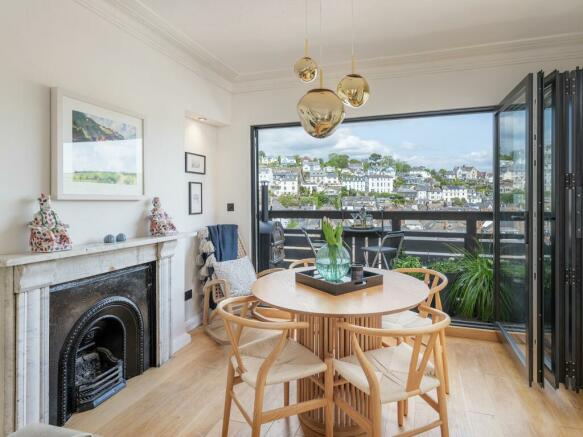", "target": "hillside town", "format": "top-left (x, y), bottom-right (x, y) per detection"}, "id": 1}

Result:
top-left (259, 152), bottom-right (496, 212)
